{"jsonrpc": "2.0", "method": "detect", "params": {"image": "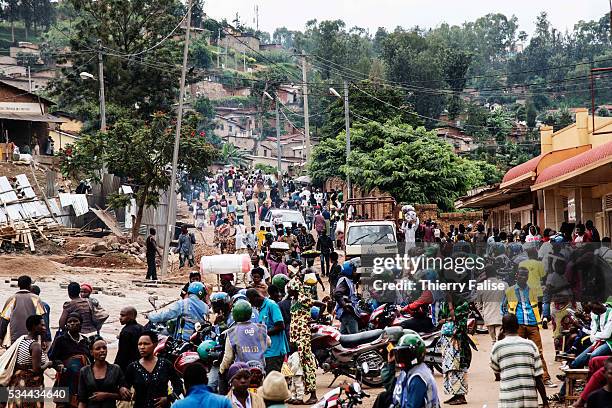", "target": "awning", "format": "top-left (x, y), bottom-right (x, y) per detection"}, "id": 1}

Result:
top-left (0, 112), bottom-right (67, 123)
top-left (531, 140), bottom-right (612, 190)
top-left (499, 154), bottom-right (543, 188)
top-left (455, 184), bottom-right (530, 209)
